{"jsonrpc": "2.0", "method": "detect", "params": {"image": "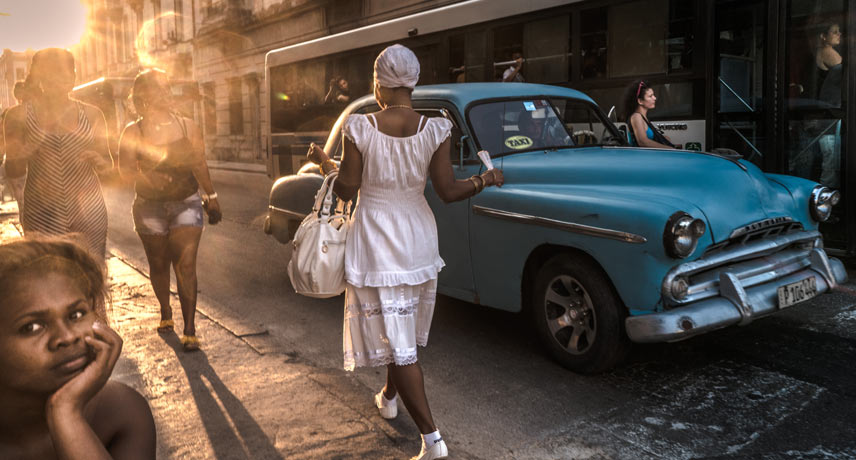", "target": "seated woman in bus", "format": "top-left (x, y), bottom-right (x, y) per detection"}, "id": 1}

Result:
top-left (0, 238), bottom-right (156, 459)
top-left (621, 79), bottom-right (677, 149)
